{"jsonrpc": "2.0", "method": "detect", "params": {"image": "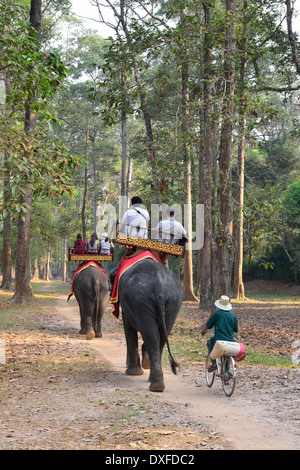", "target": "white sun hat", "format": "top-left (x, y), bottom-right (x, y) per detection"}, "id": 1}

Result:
top-left (214, 295), bottom-right (232, 311)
